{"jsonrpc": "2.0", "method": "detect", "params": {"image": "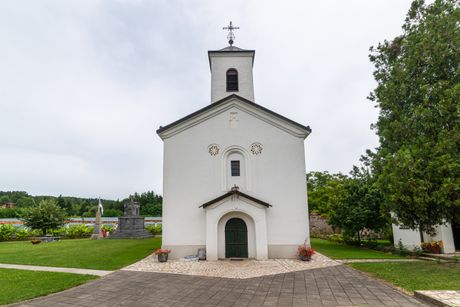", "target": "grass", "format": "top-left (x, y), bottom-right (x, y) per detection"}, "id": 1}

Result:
top-left (350, 262), bottom-right (460, 292)
top-left (311, 238), bottom-right (401, 259)
top-left (0, 268), bottom-right (96, 305)
top-left (0, 238), bottom-right (161, 270)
